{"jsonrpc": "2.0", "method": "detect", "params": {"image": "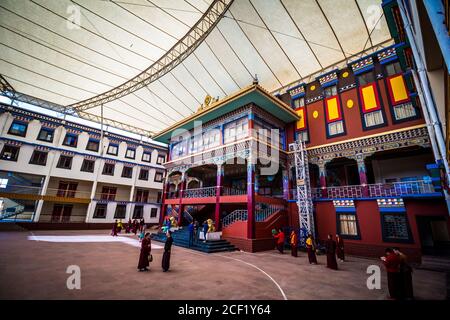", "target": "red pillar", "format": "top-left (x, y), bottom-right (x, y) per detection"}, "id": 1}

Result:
top-left (247, 162), bottom-right (256, 239)
top-left (214, 164), bottom-right (223, 231)
top-left (159, 180), bottom-right (170, 227)
top-left (177, 175), bottom-right (186, 226)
